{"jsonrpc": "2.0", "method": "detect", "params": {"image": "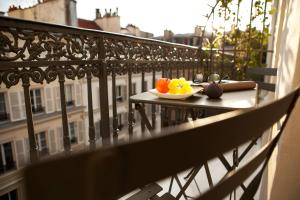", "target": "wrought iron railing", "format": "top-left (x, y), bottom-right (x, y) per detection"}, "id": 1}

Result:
top-left (0, 16), bottom-right (201, 163)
